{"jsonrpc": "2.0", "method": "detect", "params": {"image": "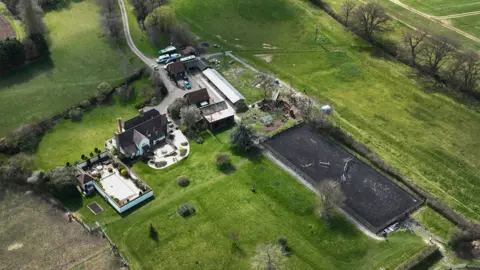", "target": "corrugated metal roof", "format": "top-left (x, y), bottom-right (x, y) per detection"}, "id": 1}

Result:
top-left (202, 68), bottom-right (245, 104)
